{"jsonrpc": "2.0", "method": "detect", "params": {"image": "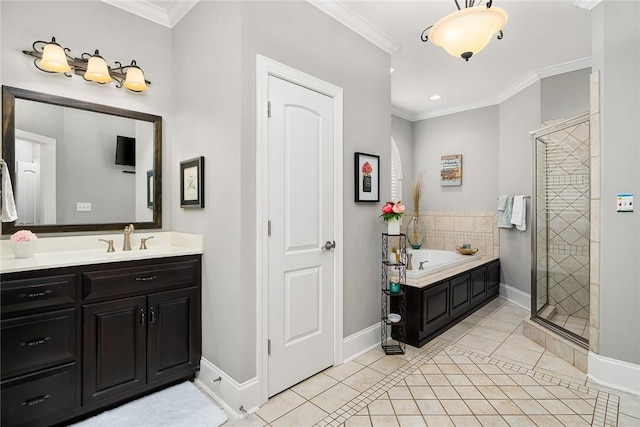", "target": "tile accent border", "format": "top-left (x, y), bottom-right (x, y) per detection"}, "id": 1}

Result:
top-left (313, 338), bottom-right (620, 427)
